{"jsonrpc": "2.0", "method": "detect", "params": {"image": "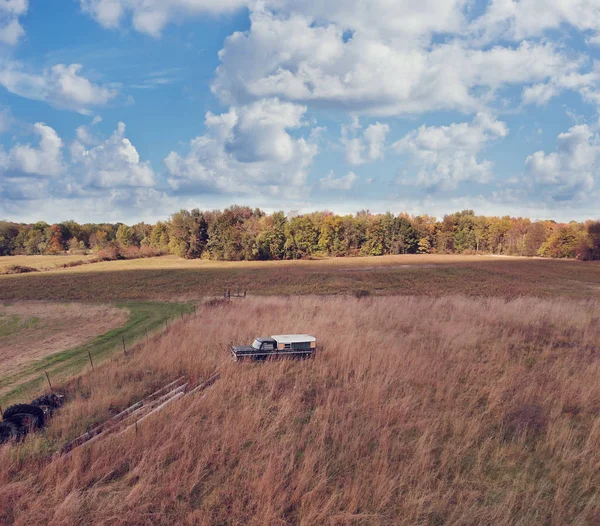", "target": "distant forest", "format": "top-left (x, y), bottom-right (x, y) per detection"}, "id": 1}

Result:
top-left (1, 207), bottom-right (600, 261)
